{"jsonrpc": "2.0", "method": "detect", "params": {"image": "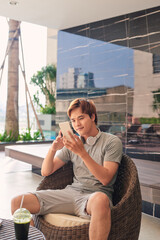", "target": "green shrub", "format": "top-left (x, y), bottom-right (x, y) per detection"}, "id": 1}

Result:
top-left (0, 129), bottom-right (42, 142)
top-left (0, 131), bottom-right (18, 142)
top-left (140, 117), bottom-right (160, 124)
top-left (40, 105), bottom-right (56, 114)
